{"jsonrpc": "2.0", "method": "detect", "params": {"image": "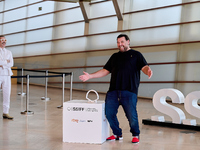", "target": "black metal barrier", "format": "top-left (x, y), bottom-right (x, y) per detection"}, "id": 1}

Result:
top-left (11, 68), bottom-right (73, 115)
